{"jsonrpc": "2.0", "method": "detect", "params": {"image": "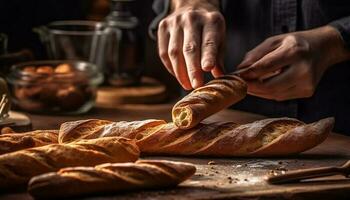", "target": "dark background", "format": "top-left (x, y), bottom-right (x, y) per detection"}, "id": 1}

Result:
top-left (0, 0), bottom-right (180, 95)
